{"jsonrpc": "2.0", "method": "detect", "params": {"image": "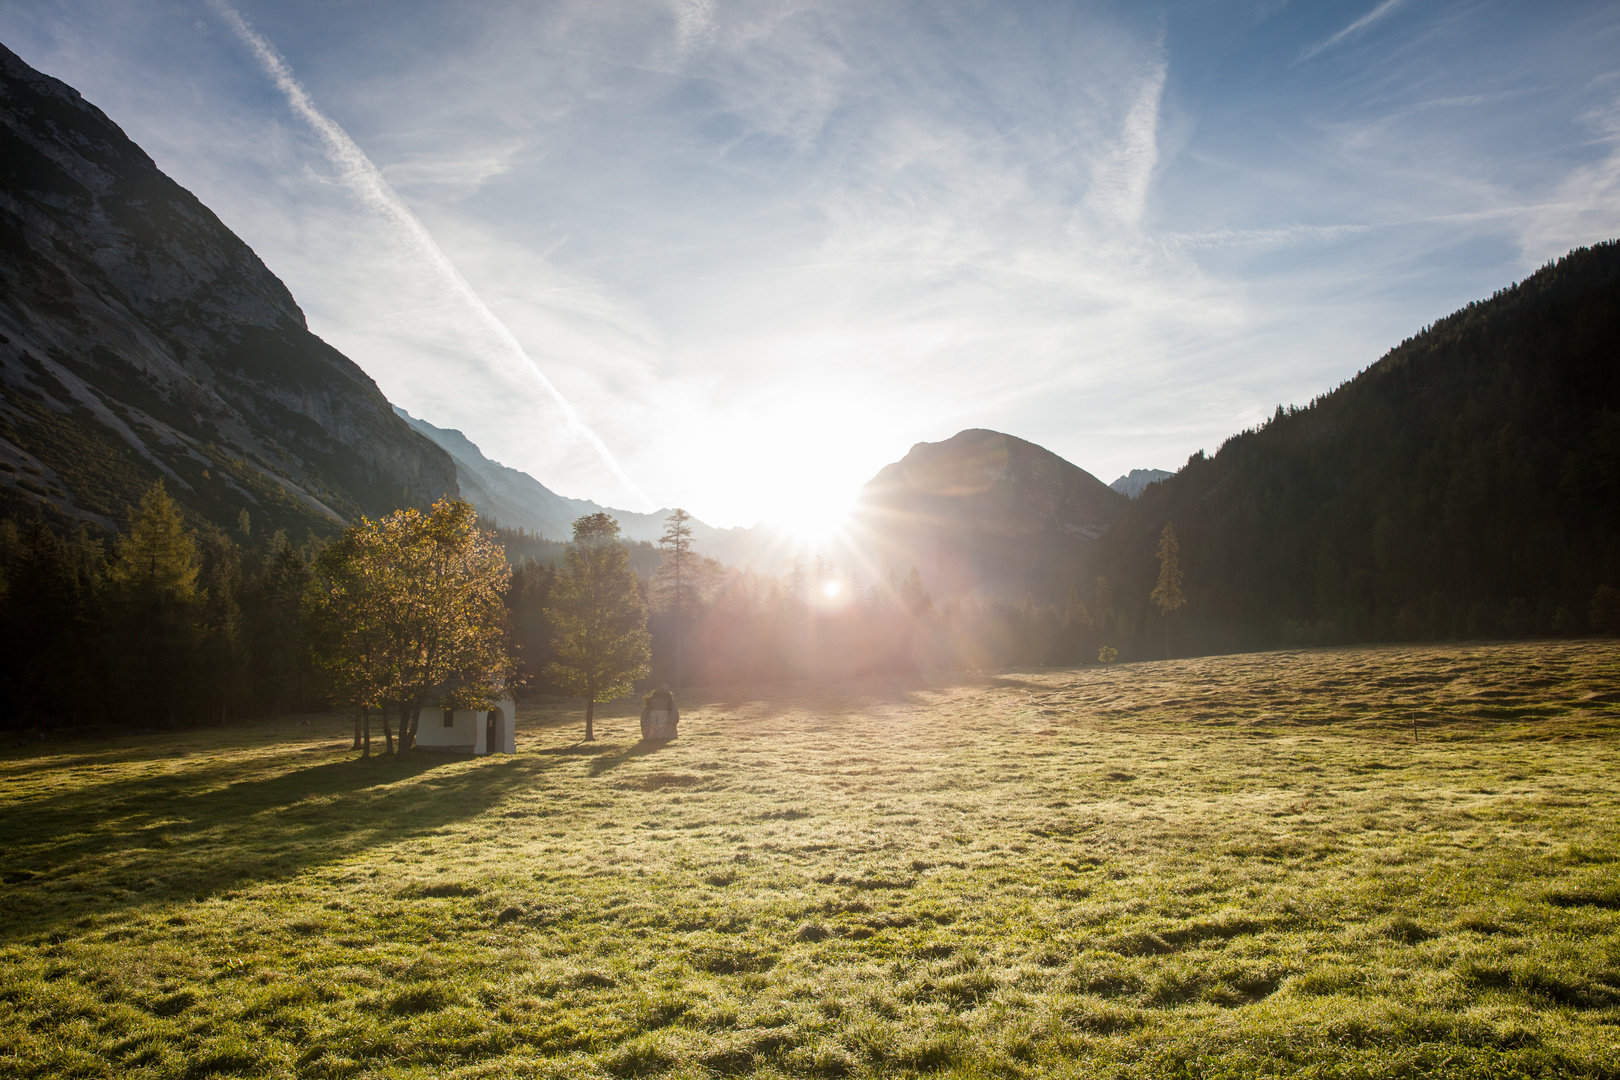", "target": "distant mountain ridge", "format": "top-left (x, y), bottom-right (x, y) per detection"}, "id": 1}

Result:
top-left (1109, 468), bottom-right (1171, 498)
top-left (0, 43), bottom-right (456, 536)
top-left (395, 406), bottom-right (746, 548)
